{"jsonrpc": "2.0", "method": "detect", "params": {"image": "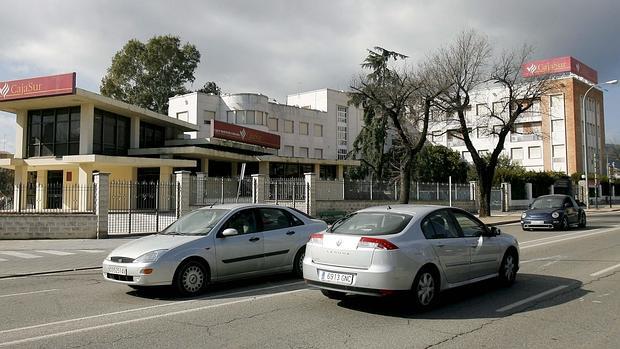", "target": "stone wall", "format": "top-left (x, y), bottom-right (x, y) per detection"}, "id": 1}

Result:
top-left (0, 214), bottom-right (98, 240)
